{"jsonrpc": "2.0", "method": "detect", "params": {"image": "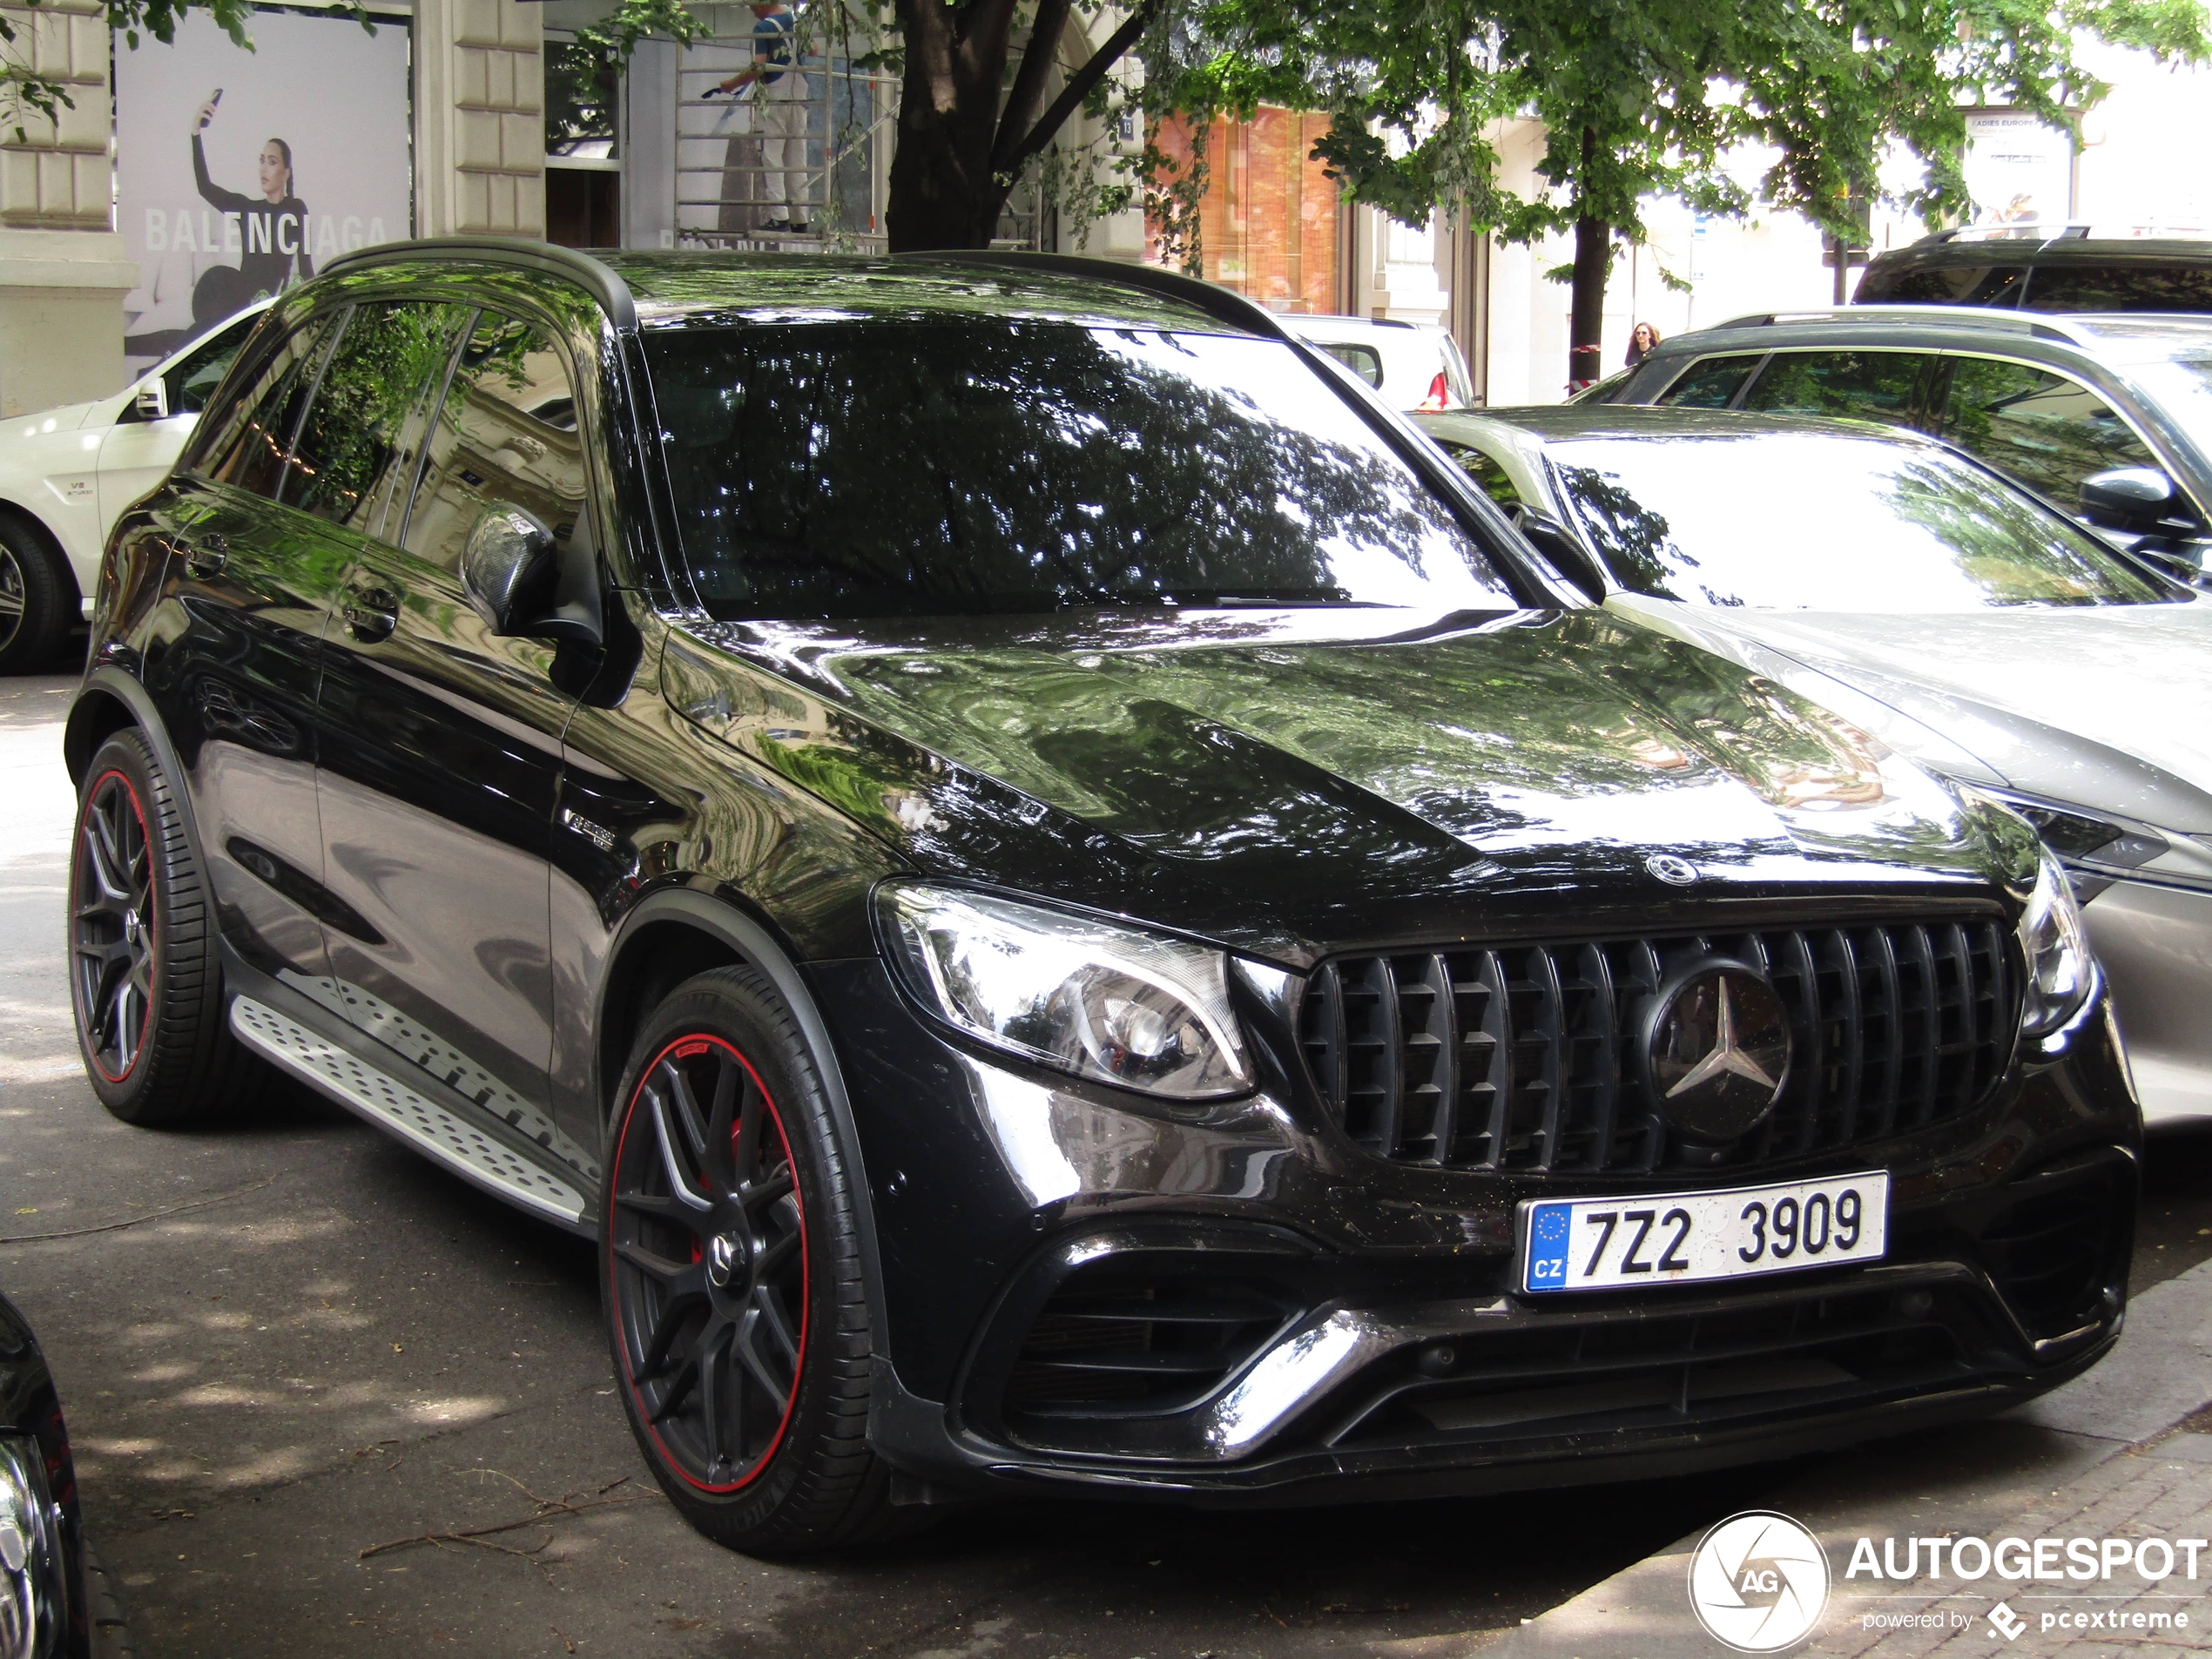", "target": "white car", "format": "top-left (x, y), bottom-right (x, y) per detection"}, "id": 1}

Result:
top-left (1420, 401), bottom-right (2212, 1130)
top-left (0, 301), bottom-right (270, 672)
top-left (1279, 314), bottom-right (1475, 412)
